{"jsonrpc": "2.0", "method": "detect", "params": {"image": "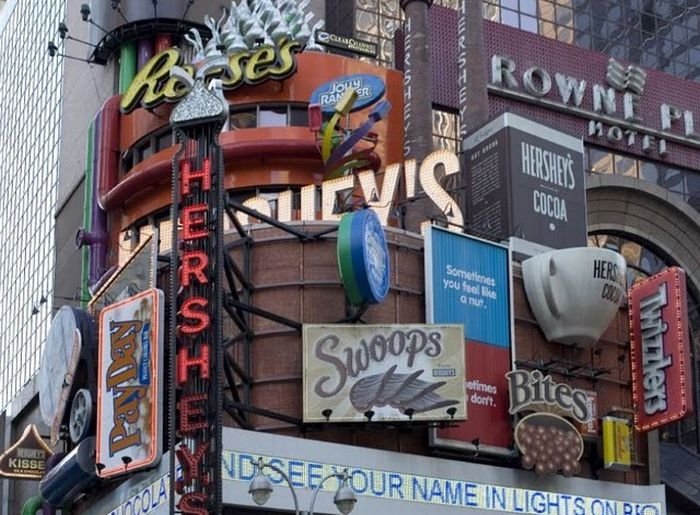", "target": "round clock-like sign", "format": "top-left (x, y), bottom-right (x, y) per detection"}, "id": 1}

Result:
top-left (337, 209), bottom-right (390, 306)
top-left (38, 306), bottom-right (82, 427)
